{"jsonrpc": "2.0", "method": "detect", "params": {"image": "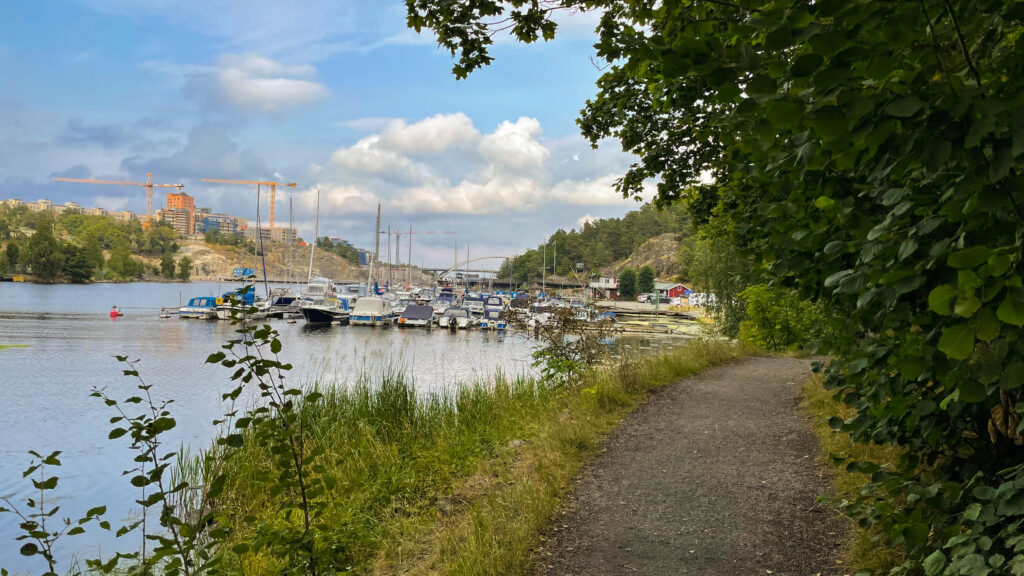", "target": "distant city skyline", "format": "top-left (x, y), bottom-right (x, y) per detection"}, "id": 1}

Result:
top-left (0, 2), bottom-right (653, 267)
